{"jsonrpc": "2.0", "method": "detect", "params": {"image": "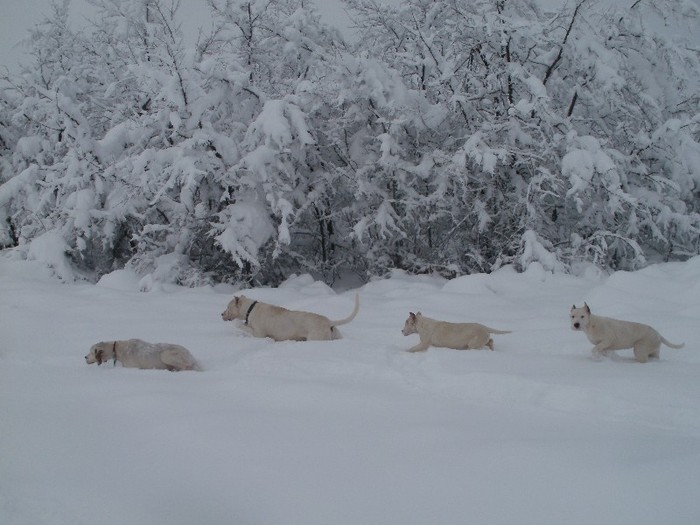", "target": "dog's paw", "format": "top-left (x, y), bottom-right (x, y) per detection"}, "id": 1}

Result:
top-left (591, 349), bottom-right (605, 361)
